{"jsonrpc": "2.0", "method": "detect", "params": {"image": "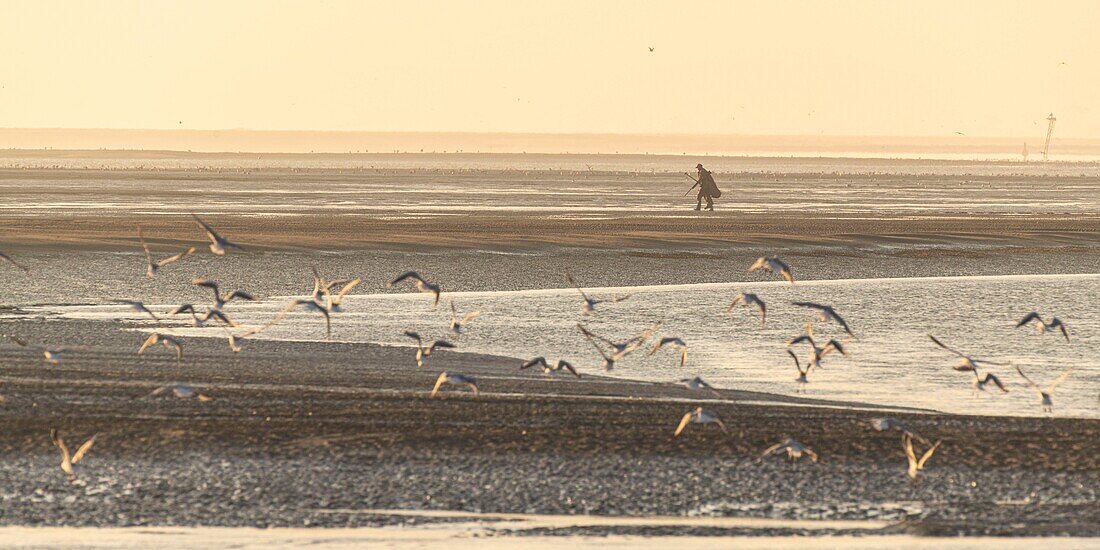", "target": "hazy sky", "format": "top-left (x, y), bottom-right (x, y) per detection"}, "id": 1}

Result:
top-left (2, 1), bottom-right (1097, 137)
